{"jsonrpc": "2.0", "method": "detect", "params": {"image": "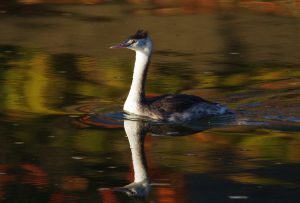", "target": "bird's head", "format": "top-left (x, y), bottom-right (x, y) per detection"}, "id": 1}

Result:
top-left (110, 30), bottom-right (152, 55)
